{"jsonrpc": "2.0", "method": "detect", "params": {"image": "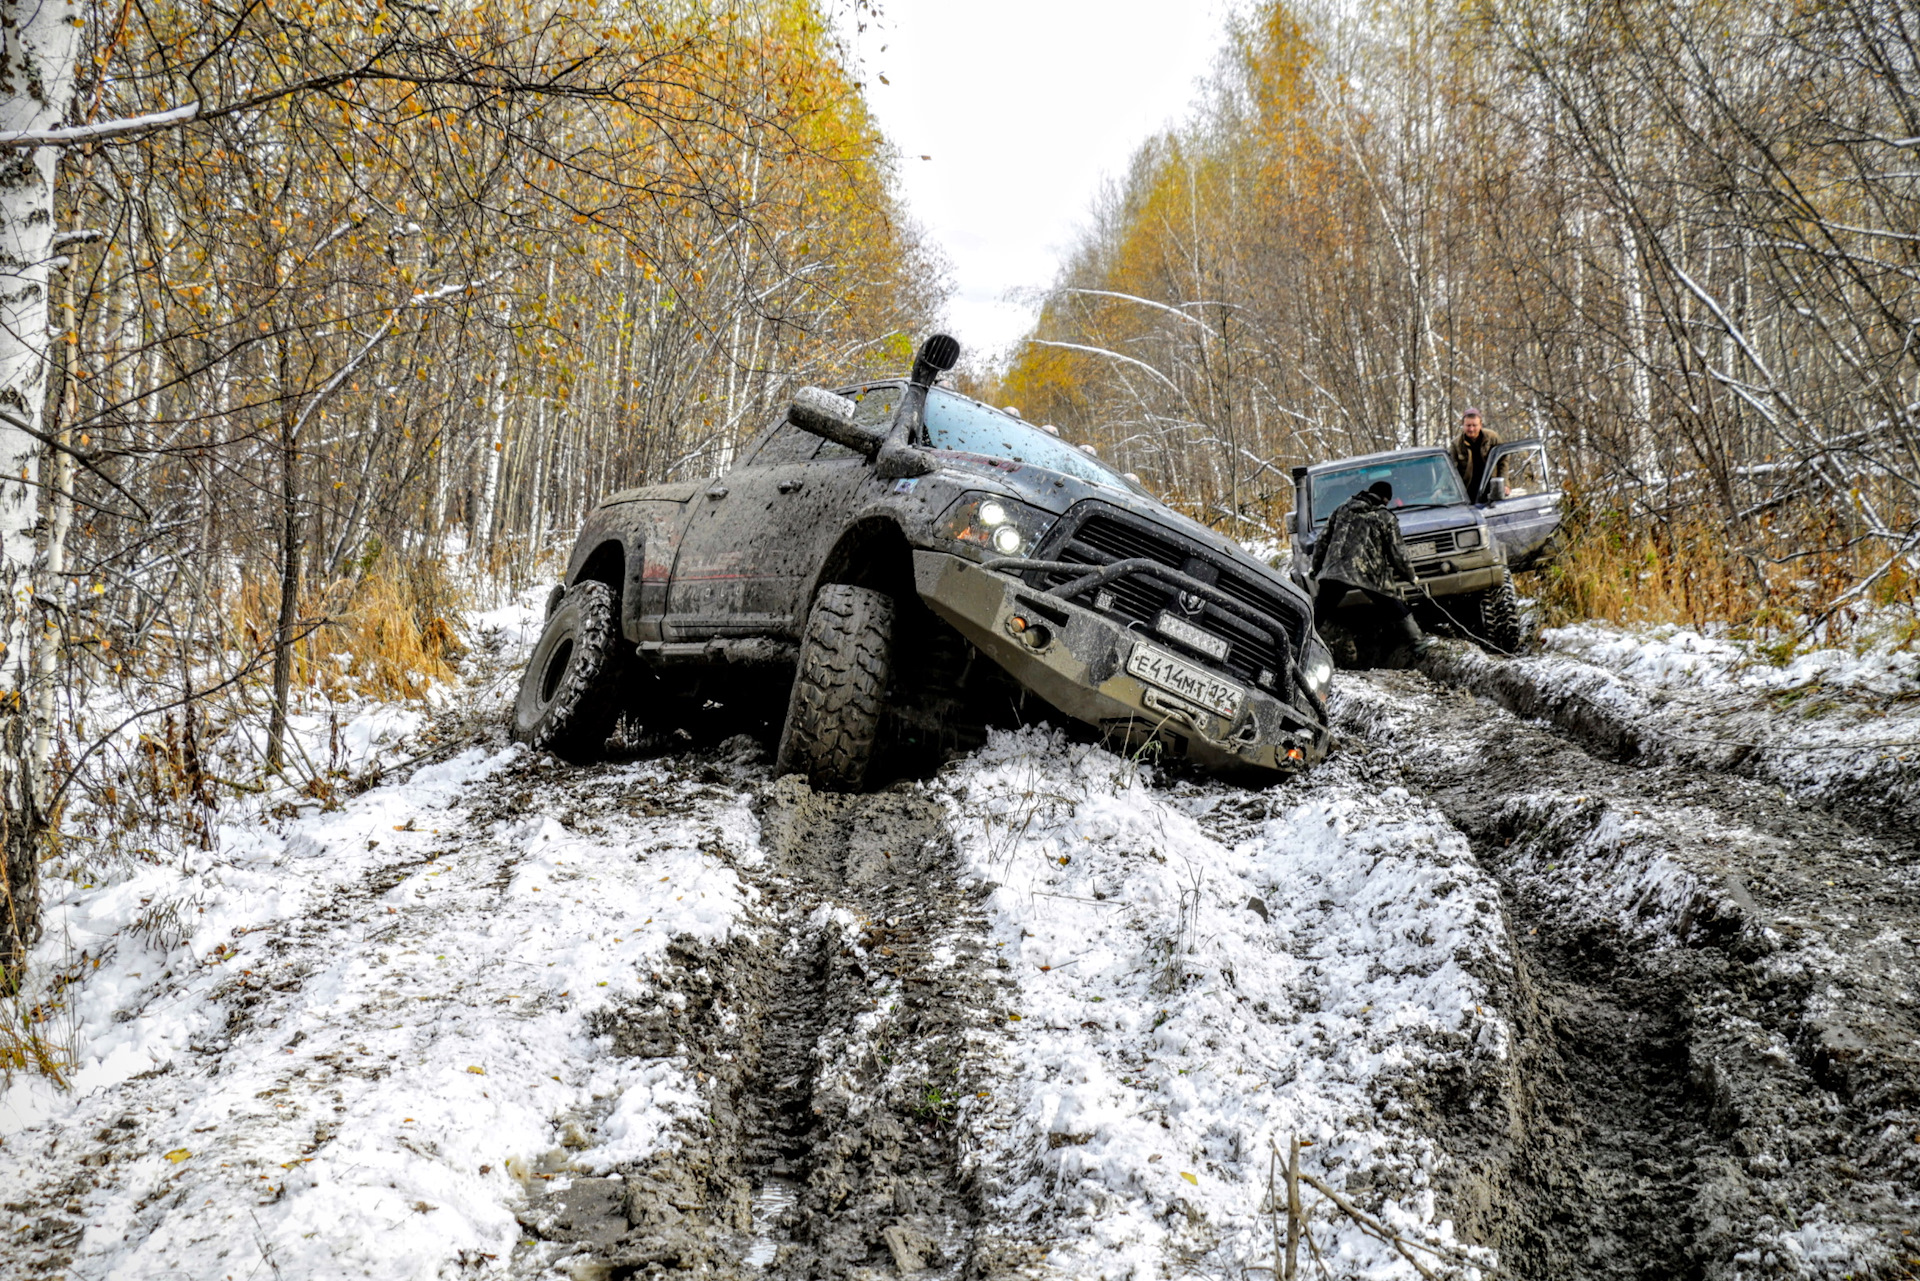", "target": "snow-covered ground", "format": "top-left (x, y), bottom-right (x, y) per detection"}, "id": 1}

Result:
top-left (1541, 618), bottom-right (1918, 700)
top-left (1422, 618), bottom-right (1920, 821)
top-left (937, 730), bottom-right (1503, 1279)
top-left (6, 580), bottom-right (1912, 1278)
top-left (0, 591), bottom-right (773, 1277)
